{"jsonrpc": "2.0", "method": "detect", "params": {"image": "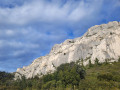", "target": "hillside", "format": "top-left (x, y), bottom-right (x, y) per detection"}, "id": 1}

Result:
top-left (15, 21), bottom-right (120, 79)
top-left (1, 60), bottom-right (120, 90)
